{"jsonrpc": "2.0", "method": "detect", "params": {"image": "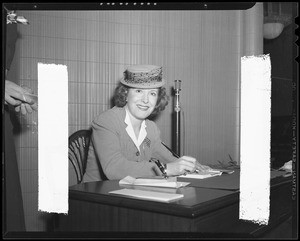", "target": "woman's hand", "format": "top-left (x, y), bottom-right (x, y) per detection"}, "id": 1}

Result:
top-left (165, 156), bottom-right (197, 176)
top-left (195, 162), bottom-right (213, 172)
top-left (165, 156), bottom-right (213, 176)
